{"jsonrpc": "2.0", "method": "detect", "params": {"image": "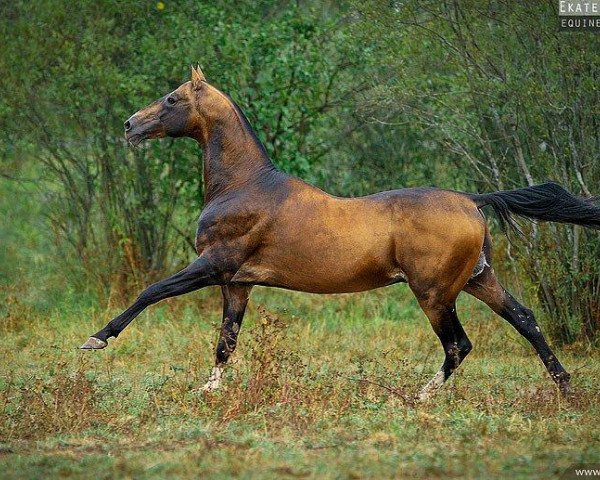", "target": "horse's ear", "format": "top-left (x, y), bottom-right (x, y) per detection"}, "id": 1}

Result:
top-left (191, 65), bottom-right (206, 89)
